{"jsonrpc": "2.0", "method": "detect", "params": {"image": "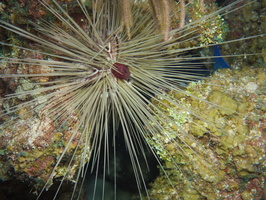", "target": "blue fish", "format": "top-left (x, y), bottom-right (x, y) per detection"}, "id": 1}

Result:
top-left (213, 45), bottom-right (231, 71)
